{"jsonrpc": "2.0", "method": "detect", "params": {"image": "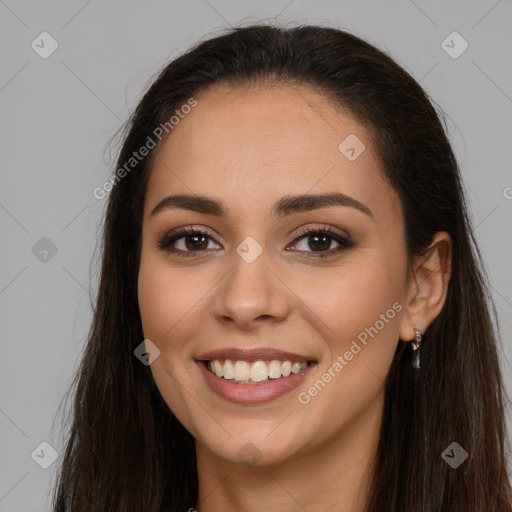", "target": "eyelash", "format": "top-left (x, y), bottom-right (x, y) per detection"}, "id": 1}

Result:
top-left (156, 224), bottom-right (354, 259)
